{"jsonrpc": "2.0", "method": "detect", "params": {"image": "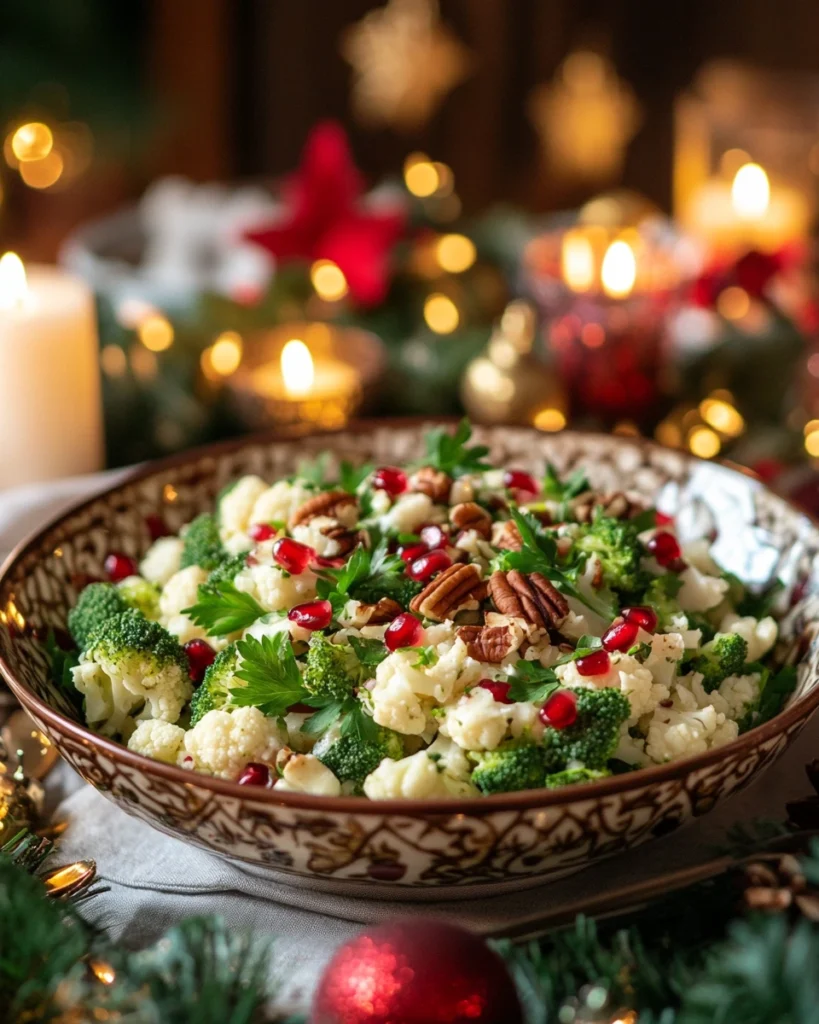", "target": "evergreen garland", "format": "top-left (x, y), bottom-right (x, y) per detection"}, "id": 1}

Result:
top-left (3, 828), bottom-right (819, 1022)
